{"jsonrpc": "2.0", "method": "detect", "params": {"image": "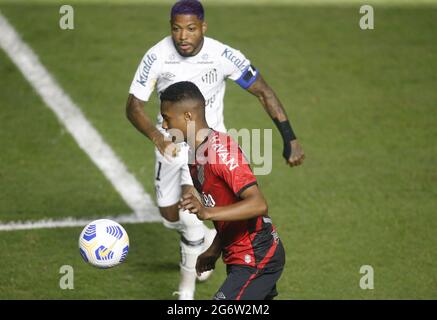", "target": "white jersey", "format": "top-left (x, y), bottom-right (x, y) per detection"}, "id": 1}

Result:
top-left (129, 36), bottom-right (256, 133)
